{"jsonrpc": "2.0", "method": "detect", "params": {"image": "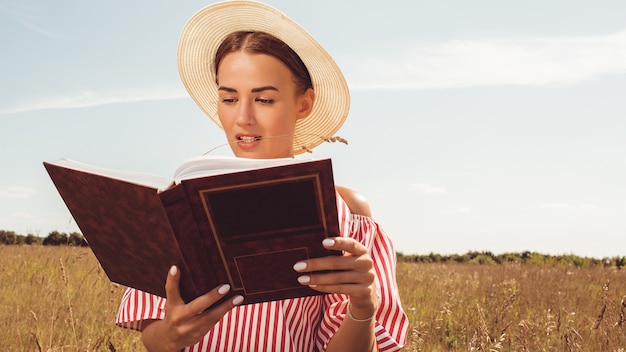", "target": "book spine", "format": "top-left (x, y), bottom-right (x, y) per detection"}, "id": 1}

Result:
top-left (160, 184), bottom-right (222, 303)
